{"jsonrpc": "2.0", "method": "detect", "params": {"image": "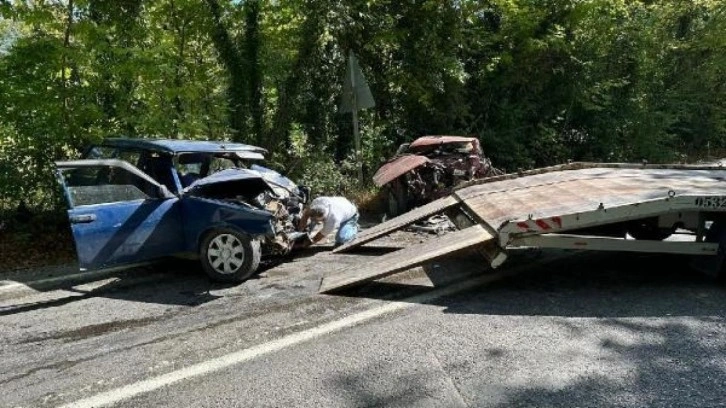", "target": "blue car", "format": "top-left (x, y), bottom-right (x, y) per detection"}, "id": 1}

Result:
top-left (55, 138), bottom-right (309, 283)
